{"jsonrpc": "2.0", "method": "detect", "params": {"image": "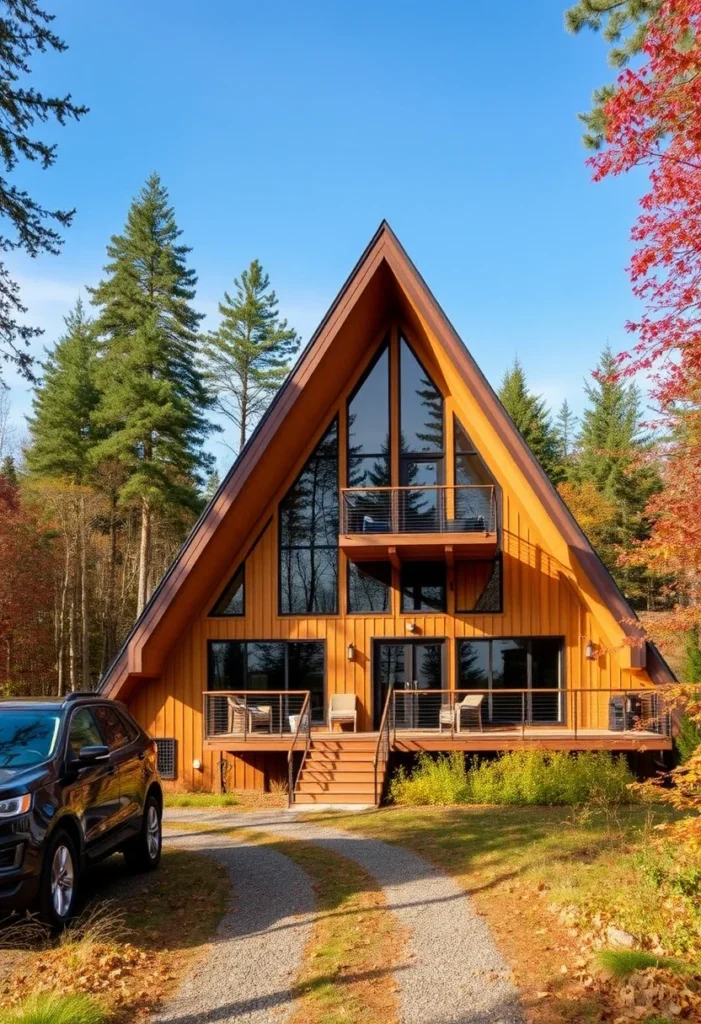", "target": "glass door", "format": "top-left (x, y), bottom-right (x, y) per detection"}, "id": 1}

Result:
top-left (373, 640), bottom-right (445, 729)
